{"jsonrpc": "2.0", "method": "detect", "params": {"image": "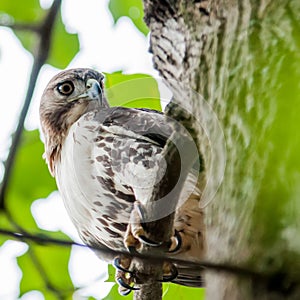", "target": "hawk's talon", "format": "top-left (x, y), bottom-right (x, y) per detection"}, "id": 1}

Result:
top-left (113, 257), bottom-right (133, 274)
top-left (118, 287), bottom-right (132, 296)
top-left (160, 264), bottom-right (179, 282)
top-left (138, 235), bottom-right (163, 247)
top-left (128, 246), bottom-right (139, 254)
top-left (167, 229), bottom-right (182, 253)
top-left (116, 277), bottom-right (139, 293)
top-left (114, 256), bottom-right (138, 295)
